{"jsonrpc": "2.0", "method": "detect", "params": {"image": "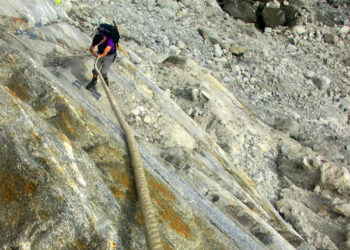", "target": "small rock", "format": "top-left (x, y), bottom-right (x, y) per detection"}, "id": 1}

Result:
top-left (263, 6), bottom-right (285, 28)
top-left (191, 88), bottom-right (200, 102)
top-left (169, 45), bottom-right (181, 56)
top-left (266, 0), bottom-right (280, 8)
top-left (143, 115), bottom-right (152, 124)
top-left (200, 90), bottom-right (212, 100)
top-left (319, 163), bottom-right (350, 192)
top-left (162, 36), bottom-right (170, 47)
top-left (213, 44), bottom-right (223, 57)
top-left (296, 242), bottom-right (316, 250)
top-left (292, 25), bottom-right (307, 34)
top-left (332, 202), bottom-right (350, 217)
top-left (316, 30), bottom-right (322, 41)
top-left (323, 33), bottom-right (339, 45)
top-left (230, 46), bottom-right (247, 56)
top-left (299, 155), bottom-right (322, 171)
top-left (314, 185), bottom-right (321, 193)
top-left (185, 107), bottom-right (194, 116)
top-left (264, 27), bottom-right (273, 33)
top-left (128, 50), bottom-right (142, 64)
top-left (164, 89), bottom-right (171, 97)
top-left (131, 109), bottom-right (140, 116)
top-left (289, 0), bottom-right (309, 8)
top-left (135, 116), bottom-right (142, 122)
top-left (312, 76), bottom-right (331, 92)
top-left (343, 240), bottom-right (350, 249)
top-left (304, 71), bottom-right (315, 79)
top-left (192, 107), bottom-right (202, 117)
top-left (220, 41), bottom-right (230, 50)
top-left (176, 40), bottom-right (186, 49)
top-left (339, 26), bottom-right (350, 34)
top-left (342, 57), bottom-right (350, 66)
